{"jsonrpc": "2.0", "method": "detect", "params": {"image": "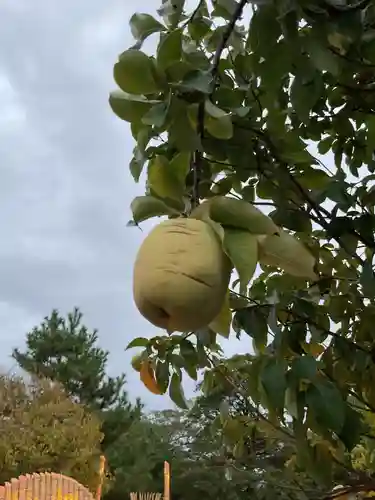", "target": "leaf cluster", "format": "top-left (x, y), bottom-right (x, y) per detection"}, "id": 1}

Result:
top-left (113, 0), bottom-right (375, 494)
top-left (0, 374), bottom-right (103, 491)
